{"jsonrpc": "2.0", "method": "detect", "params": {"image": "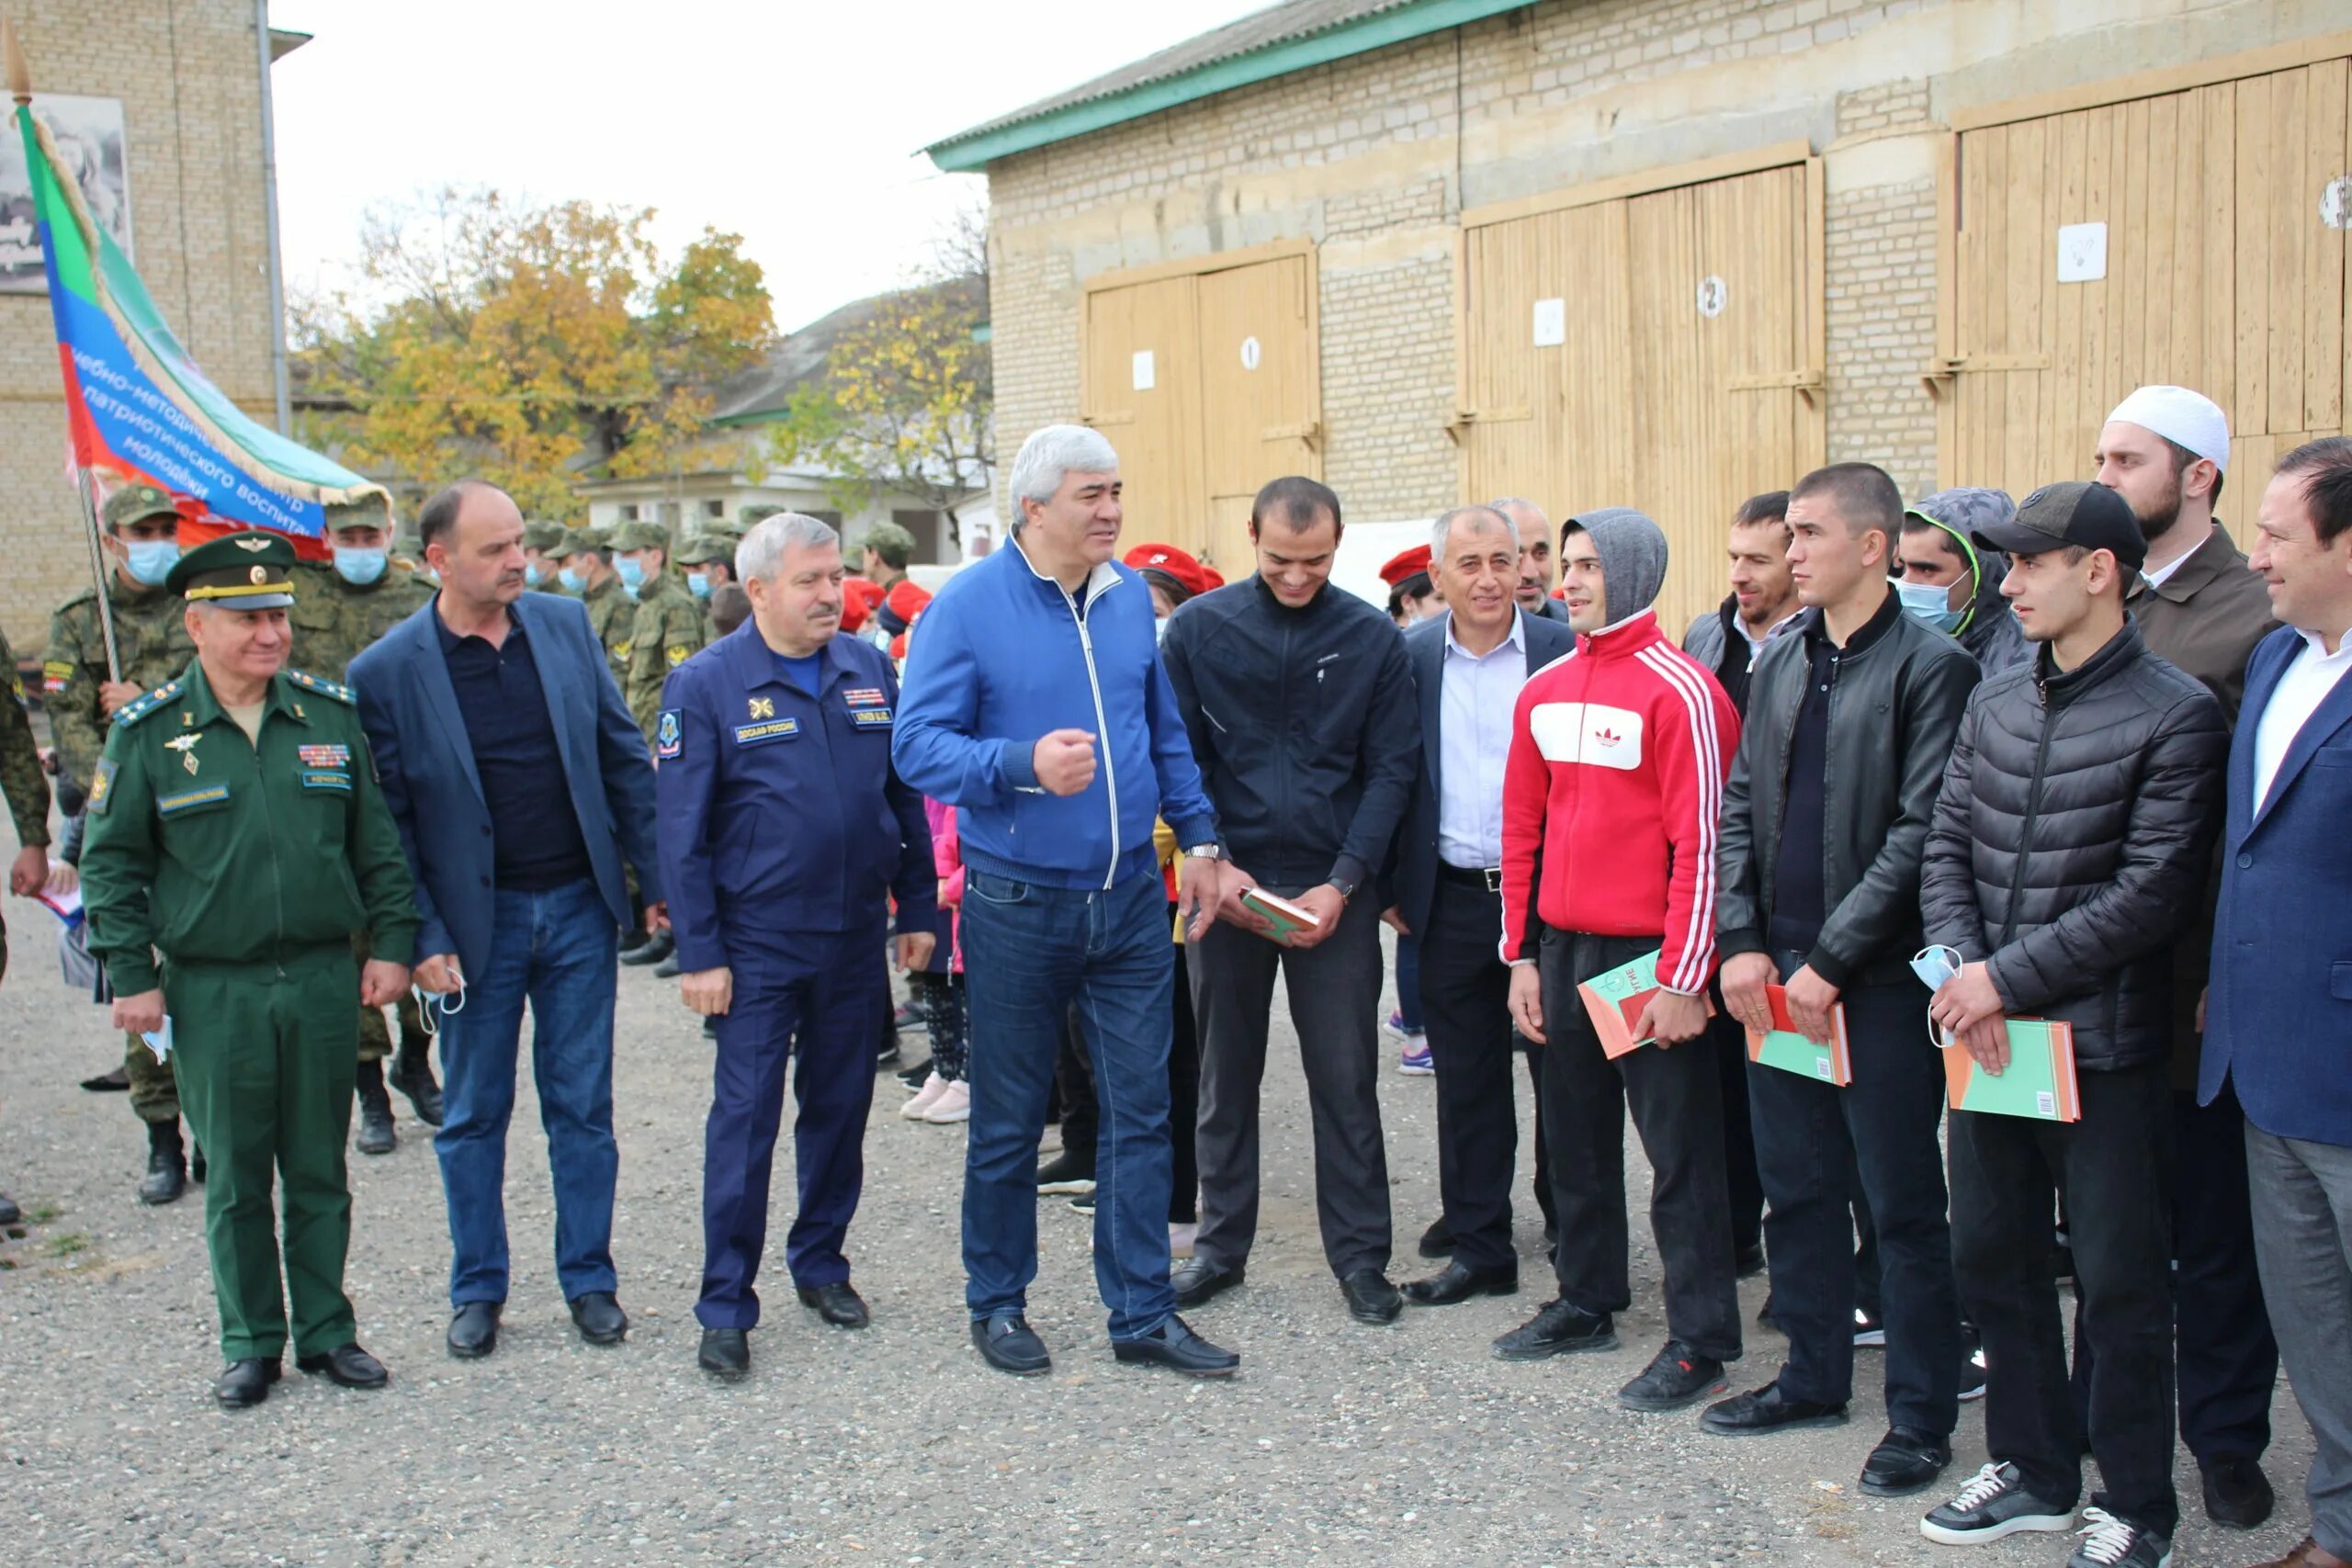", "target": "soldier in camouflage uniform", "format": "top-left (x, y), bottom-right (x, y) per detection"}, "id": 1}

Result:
top-left (522, 520), bottom-right (571, 595)
top-left (673, 530), bottom-right (735, 644)
top-left (43, 482), bottom-right (201, 1203)
top-left (615, 519), bottom-right (707, 742)
top-left (566, 525), bottom-right (631, 689)
top-left (0, 623), bottom-right (58, 1226)
top-left (294, 501), bottom-right (443, 1155)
